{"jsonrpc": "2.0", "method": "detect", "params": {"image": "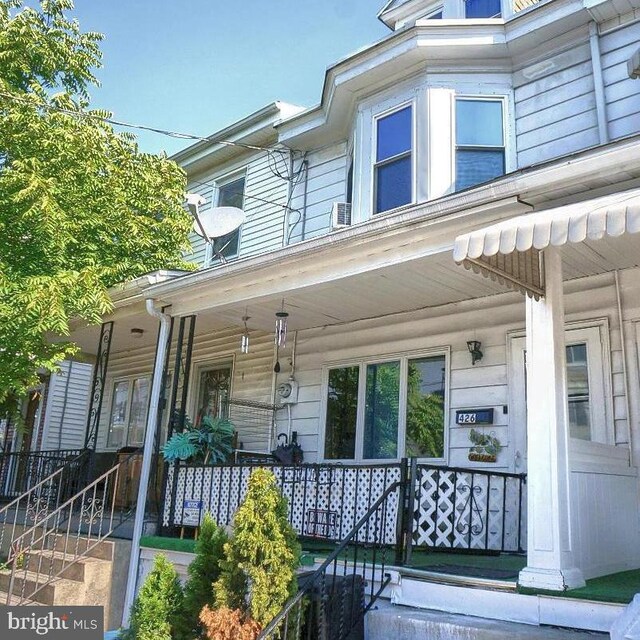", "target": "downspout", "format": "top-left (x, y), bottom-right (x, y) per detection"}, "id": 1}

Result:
top-left (300, 160), bottom-right (309, 241)
top-left (122, 299), bottom-right (172, 627)
top-left (589, 21), bottom-right (610, 145)
top-left (614, 270), bottom-right (634, 467)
